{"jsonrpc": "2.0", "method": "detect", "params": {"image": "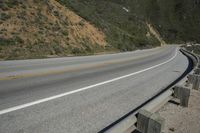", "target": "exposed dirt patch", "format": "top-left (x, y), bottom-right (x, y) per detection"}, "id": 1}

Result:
top-left (158, 89), bottom-right (200, 133)
top-left (146, 22), bottom-right (166, 46)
